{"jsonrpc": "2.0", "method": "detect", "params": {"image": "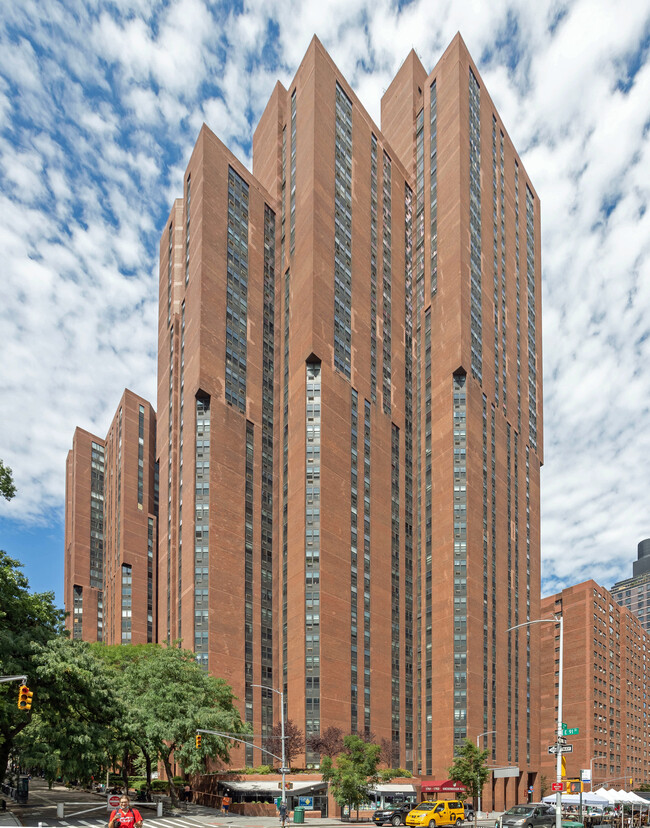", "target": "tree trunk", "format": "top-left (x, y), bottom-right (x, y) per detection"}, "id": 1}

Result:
top-left (162, 753), bottom-right (179, 806)
top-left (144, 751), bottom-right (152, 796)
top-left (0, 741), bottom-right (10, 785)
top-left (122, 749), bottom-right (129, 791)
